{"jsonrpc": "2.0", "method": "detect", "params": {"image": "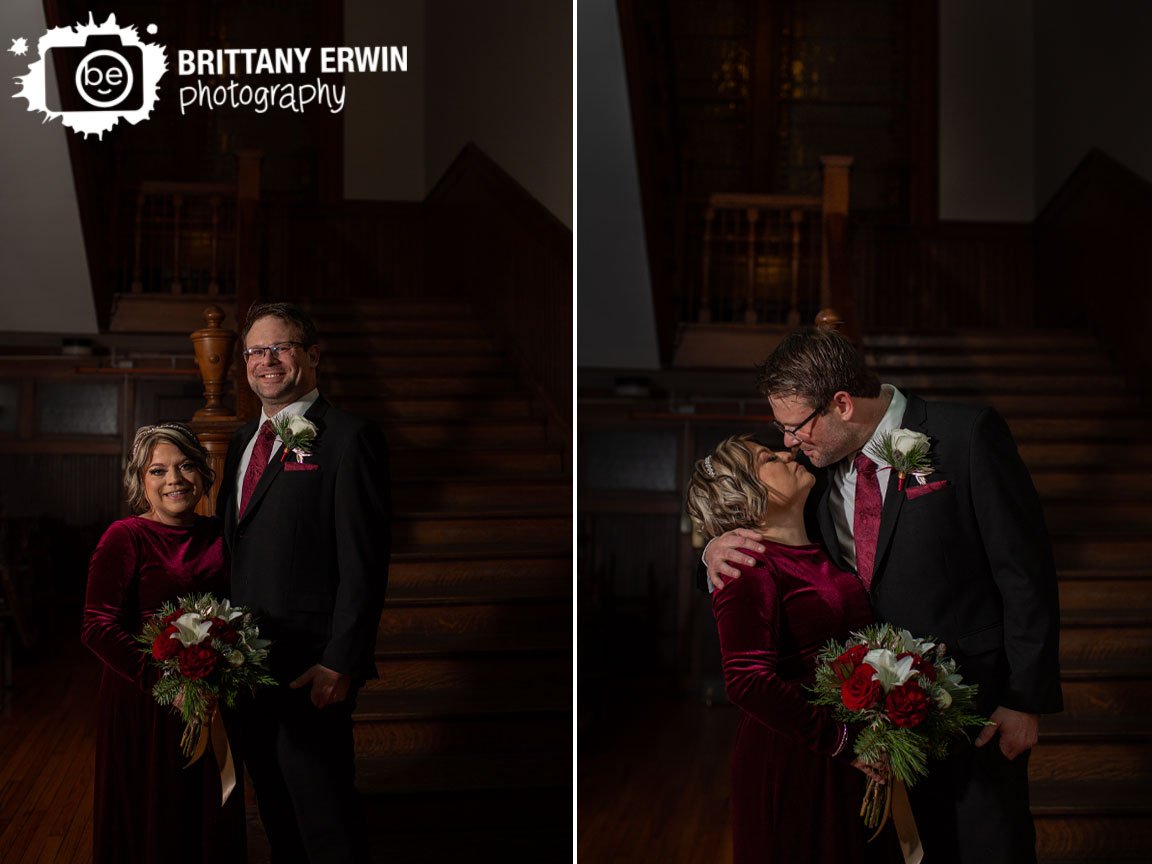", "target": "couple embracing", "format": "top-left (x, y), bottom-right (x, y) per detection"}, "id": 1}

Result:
top-left (82, 302), bottom-right (390, 863)
top-left (687, 327), bottom-right (1062, 864)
